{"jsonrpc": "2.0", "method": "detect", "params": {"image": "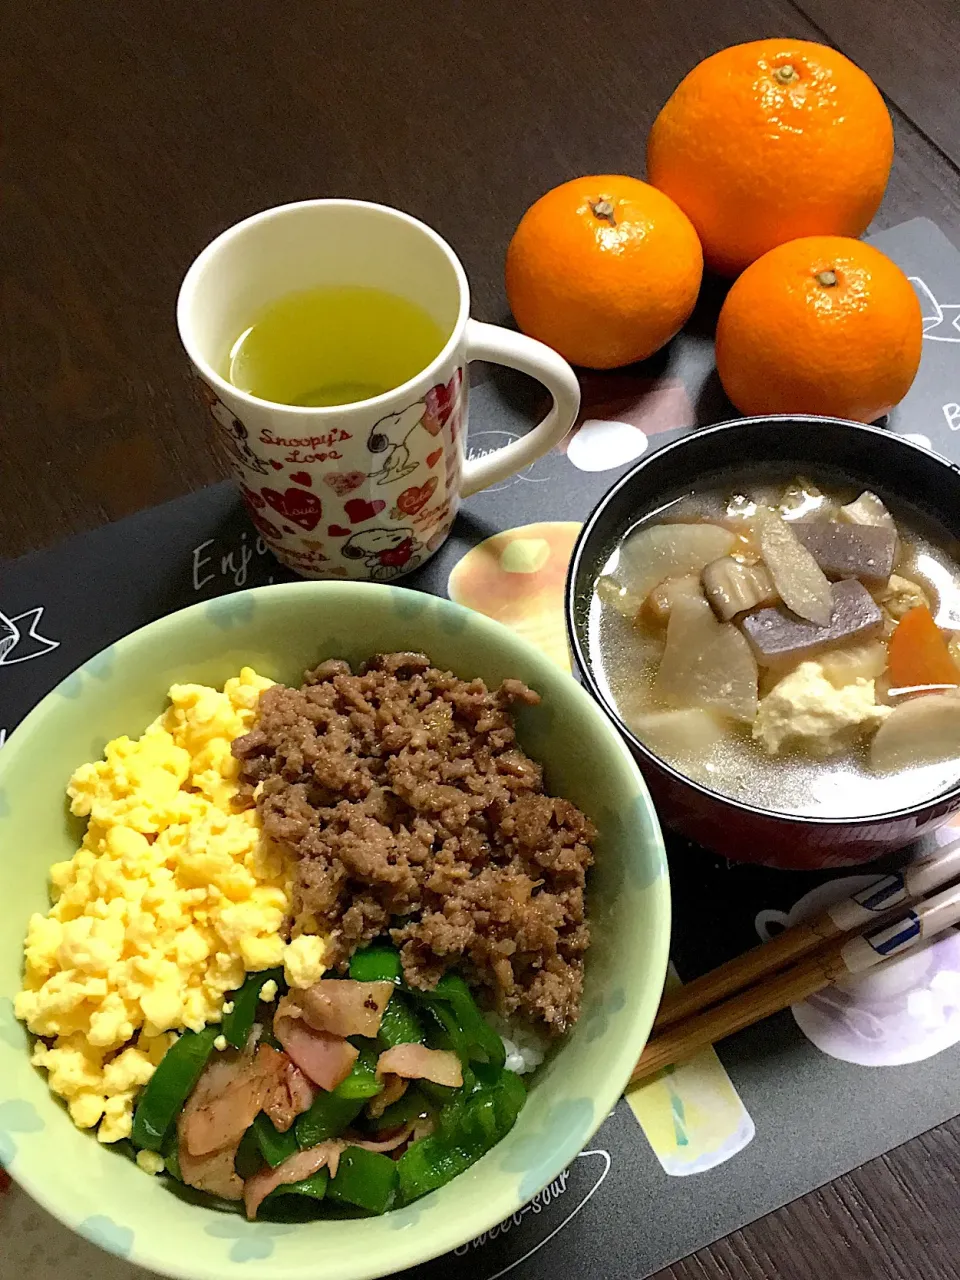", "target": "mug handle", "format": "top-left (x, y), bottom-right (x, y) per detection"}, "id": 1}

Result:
top-left (460, 319), bottom-right (581, 498)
